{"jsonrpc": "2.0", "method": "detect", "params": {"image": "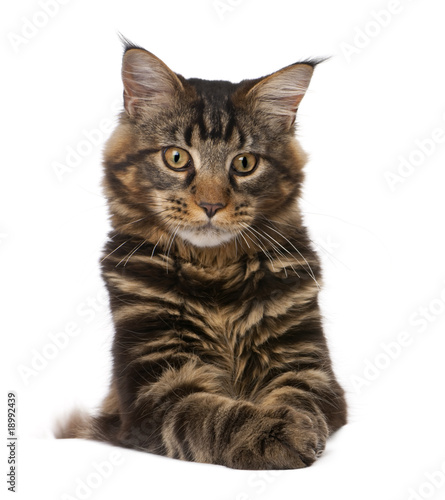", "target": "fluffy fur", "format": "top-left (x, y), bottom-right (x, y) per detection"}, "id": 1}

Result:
top-left (57, 42), bottom-right (347, 470)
